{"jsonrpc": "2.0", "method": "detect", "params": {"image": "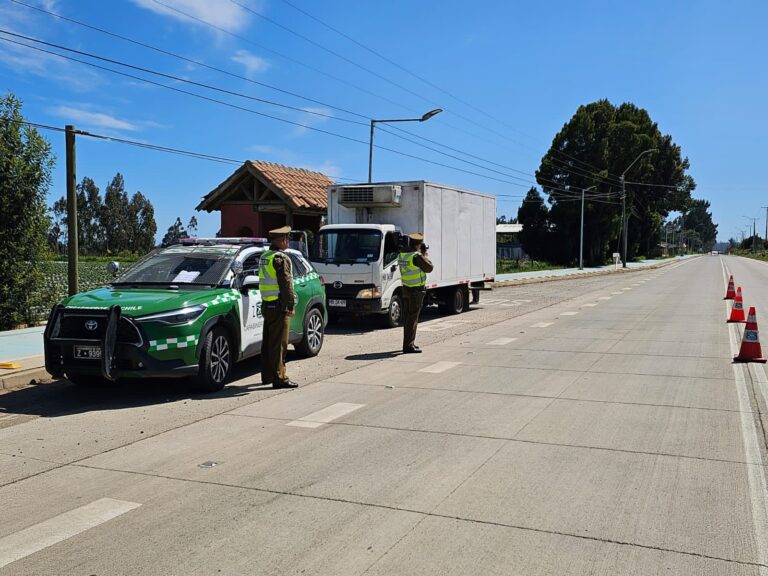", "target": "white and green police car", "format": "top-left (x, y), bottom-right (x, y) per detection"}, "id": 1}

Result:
top-left (43, 238), bottom-right (327, 392)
